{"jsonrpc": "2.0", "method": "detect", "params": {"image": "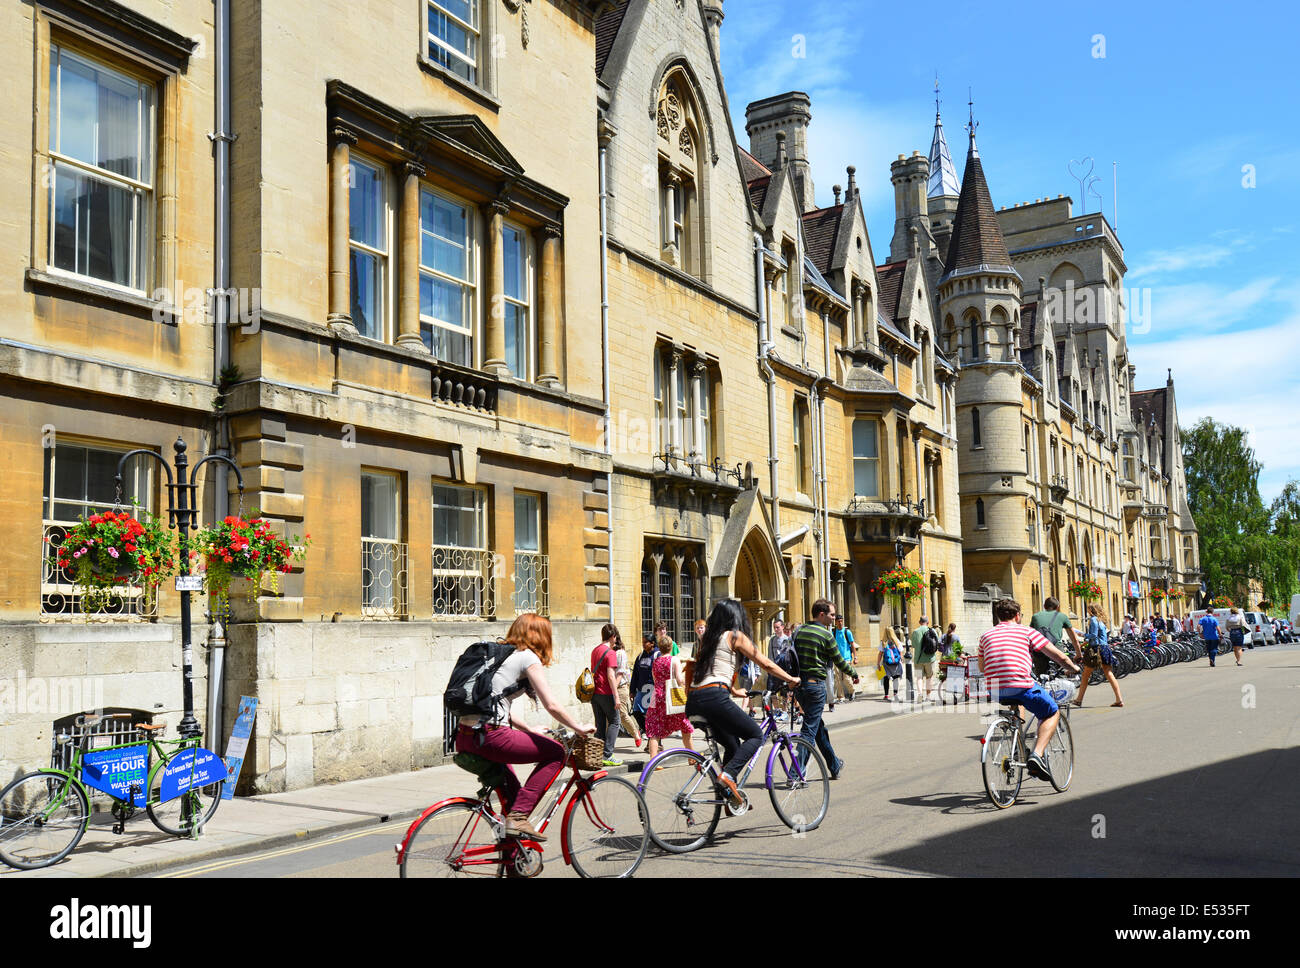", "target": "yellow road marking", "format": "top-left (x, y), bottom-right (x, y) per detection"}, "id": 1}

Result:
top-left (159, 819), bottom-right (410, 877)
